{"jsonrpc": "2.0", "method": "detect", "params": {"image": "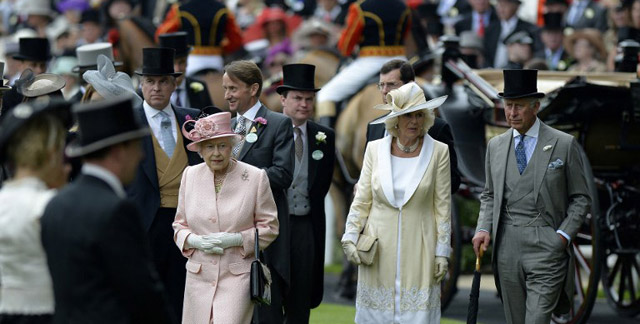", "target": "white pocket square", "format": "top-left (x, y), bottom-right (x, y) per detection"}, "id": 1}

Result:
top-left (548, 159), bottom-right (564, 169)
top-left (543, 145), bottom-right (553, 151)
